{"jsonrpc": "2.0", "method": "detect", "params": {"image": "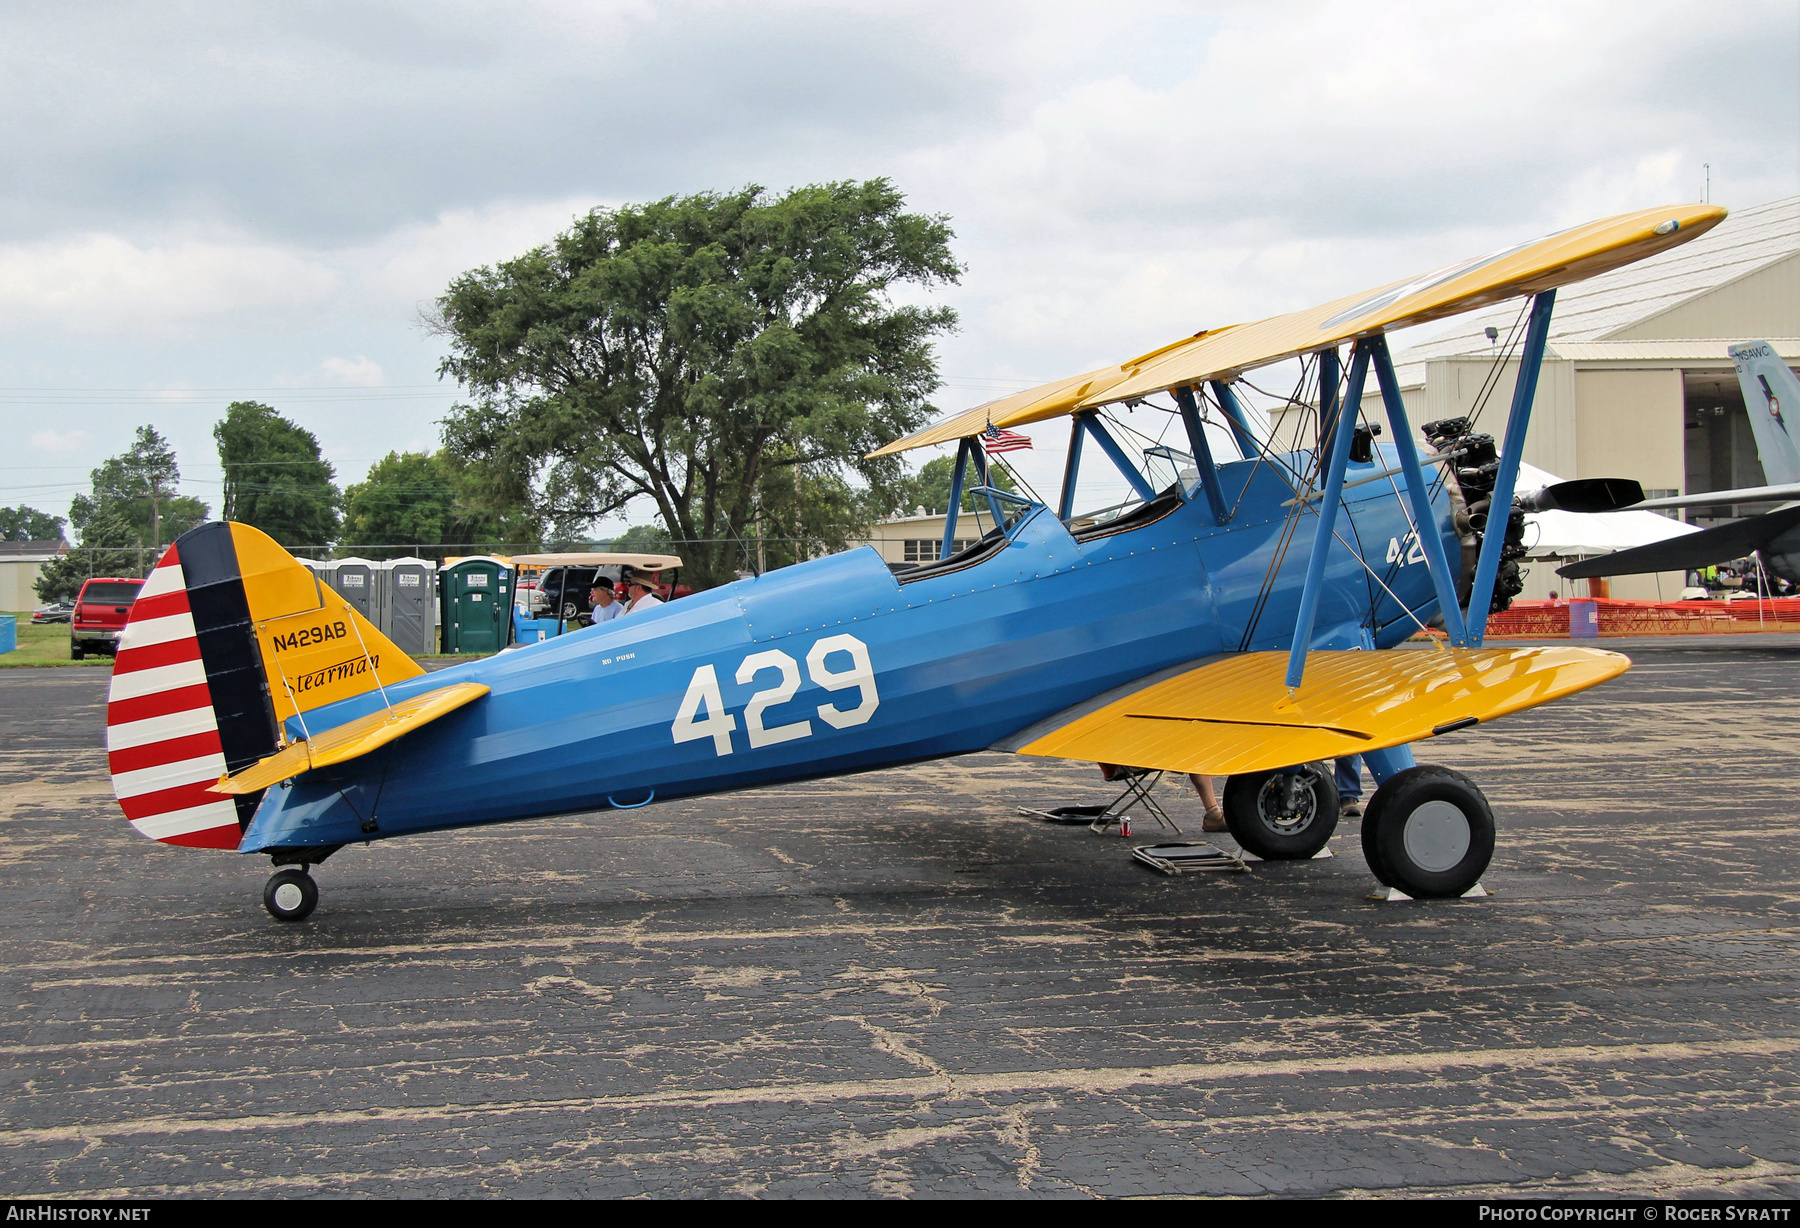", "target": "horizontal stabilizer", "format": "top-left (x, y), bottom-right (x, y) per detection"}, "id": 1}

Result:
top-left (1557, 504), bottom-right (1800, 578)
top-left (998, 647), bottom-right (1628, 777)
top-left (212, 682), bottom-right (489, 794)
